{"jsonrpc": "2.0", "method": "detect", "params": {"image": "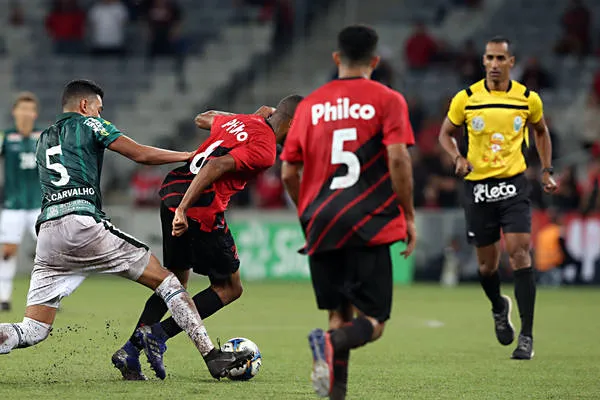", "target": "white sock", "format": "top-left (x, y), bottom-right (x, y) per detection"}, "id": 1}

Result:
top-left (0, 323), bottom-right (19, 353)
top-left (0, 317), bottom-right (52, 354)
top-left (155, 274), bottom-right (215, 356)
top-left (0, 256), bottom-right (17, 303)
